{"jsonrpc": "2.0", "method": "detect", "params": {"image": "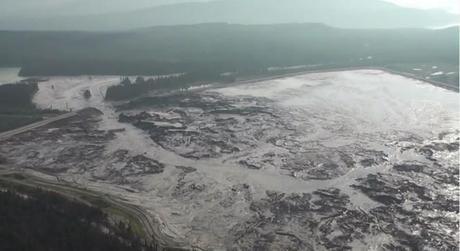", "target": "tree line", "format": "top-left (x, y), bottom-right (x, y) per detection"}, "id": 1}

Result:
top-left (105, 72), bottom-right (235, 101)
top-left (0, 81), bottom-right (38, 111)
